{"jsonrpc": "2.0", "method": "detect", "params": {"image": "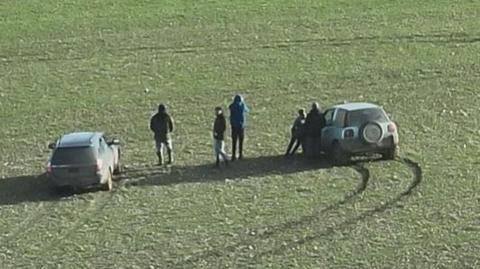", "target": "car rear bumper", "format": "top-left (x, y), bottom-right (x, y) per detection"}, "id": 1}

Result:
top-left (48, 174), bottom-right (102, 188)
top-left (340, 135), bottom-right (398, 154)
